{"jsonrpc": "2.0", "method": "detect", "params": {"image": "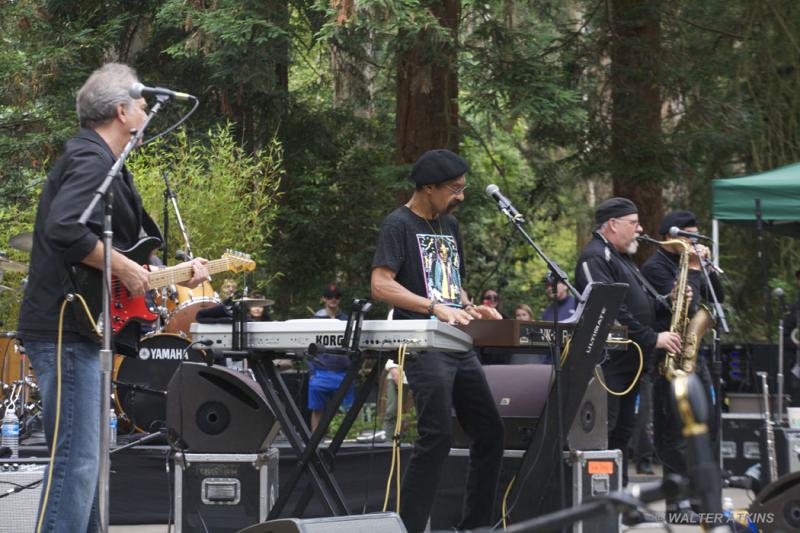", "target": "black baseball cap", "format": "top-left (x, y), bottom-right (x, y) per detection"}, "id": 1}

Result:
top-left (322, 284), bottom-right (342, 298)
